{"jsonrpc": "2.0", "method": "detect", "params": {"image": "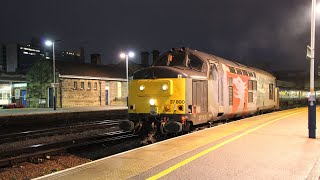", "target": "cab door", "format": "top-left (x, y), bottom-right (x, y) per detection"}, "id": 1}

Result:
top-left (210, 63), bottom-right (224, 116)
